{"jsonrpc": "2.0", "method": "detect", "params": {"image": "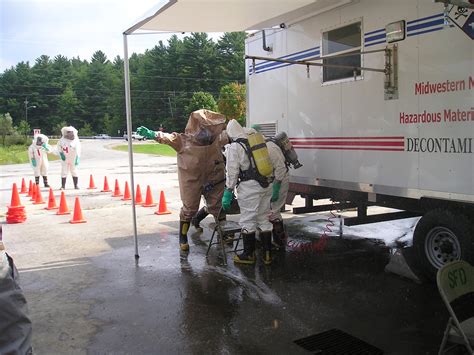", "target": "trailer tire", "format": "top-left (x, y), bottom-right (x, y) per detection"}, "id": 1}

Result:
top-left (413, 209), bottom-right (474, 281)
